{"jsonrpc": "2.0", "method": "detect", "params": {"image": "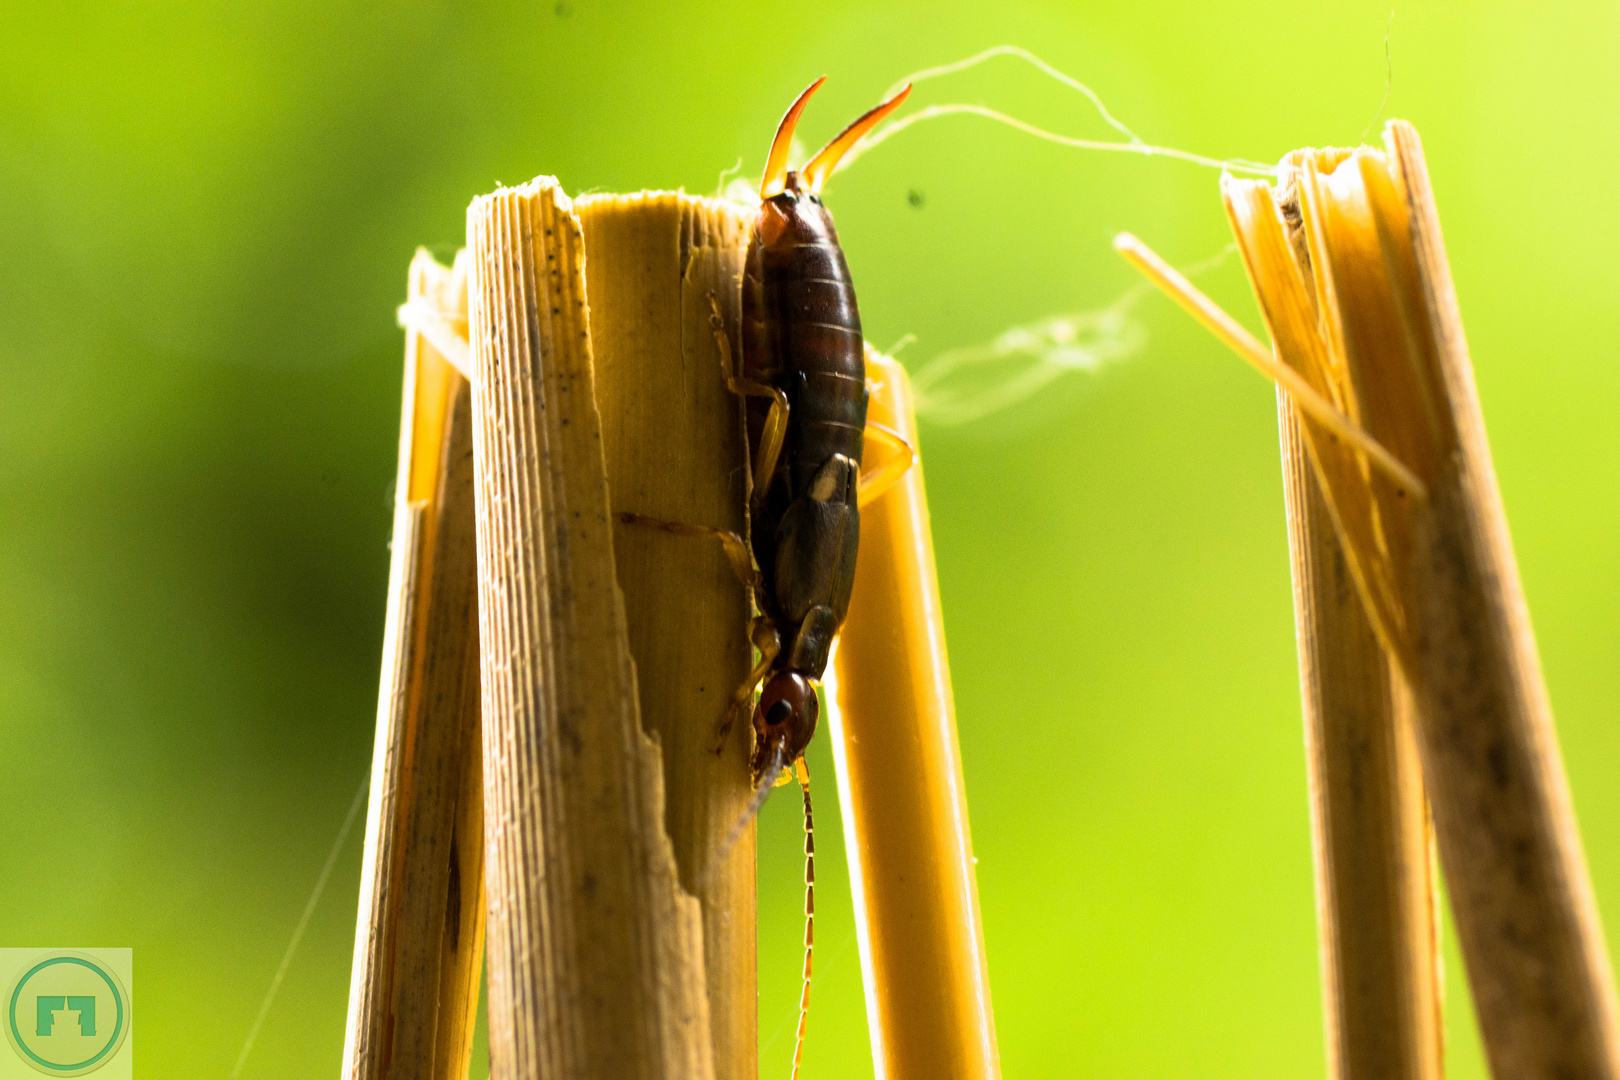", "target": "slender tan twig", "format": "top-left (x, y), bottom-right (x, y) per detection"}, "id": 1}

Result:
top-left (342, 249), bottom-right (484, 1080)
top-left (827, 352), bottom-right (1001, 1080)
top-left (1113, 232), bottom-right (1426, 499)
